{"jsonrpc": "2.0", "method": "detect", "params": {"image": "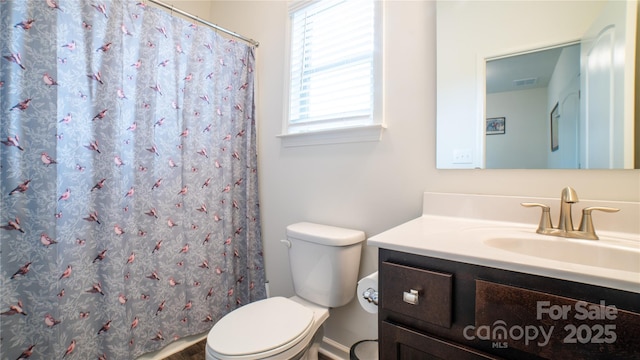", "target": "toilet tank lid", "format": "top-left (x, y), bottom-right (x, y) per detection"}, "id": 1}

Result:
top-left (287, 222), bottom-right (365, 246)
